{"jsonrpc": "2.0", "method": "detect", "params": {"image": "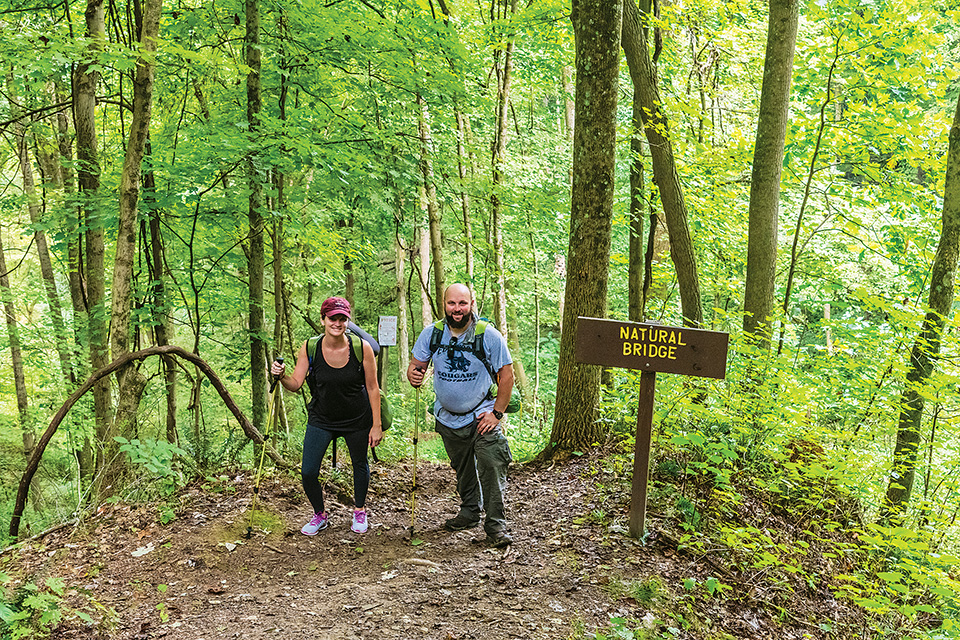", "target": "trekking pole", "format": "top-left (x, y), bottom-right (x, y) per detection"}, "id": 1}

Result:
top-left (247, 357), bottom-right (283, 539)
top-left (411, 370), bottom-right (423, 539)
